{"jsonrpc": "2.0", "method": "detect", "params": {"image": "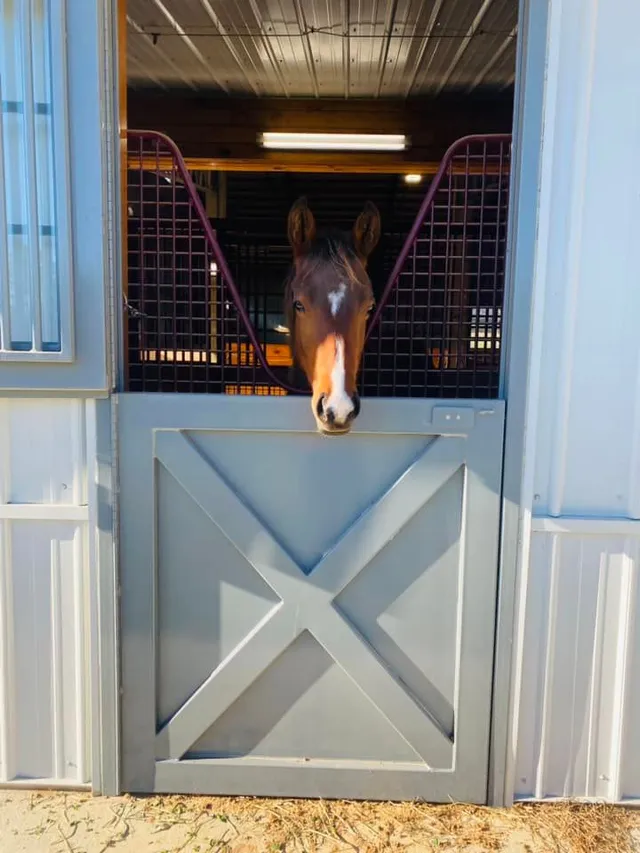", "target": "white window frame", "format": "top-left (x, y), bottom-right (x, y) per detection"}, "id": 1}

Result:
top-left (0, 0), bottom-right (74, 362)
